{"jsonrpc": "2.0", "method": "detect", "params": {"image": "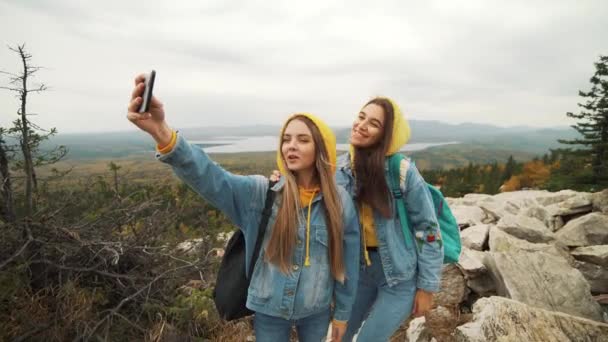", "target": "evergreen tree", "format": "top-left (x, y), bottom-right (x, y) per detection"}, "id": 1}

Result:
top-left (558, 55), bottom-right (608, 188)
top-left (503, 155), bottom-right (516, 183)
